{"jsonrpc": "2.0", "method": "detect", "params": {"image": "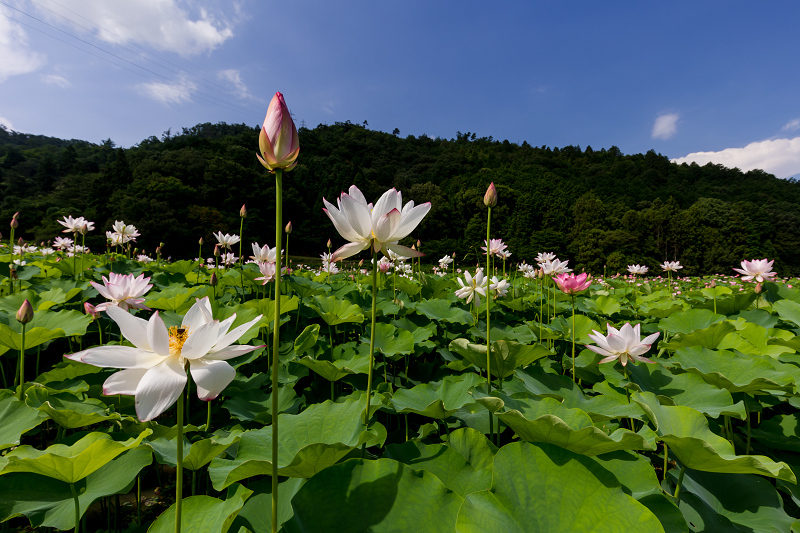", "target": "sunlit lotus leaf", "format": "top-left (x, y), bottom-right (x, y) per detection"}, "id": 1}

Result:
top-left (732, 309), bottom-right (778, 329)
top-left (391, 373), bottom-right (483, 420)
top-left (0, 287), bottom-right (79, 314)
top-left (365, 322), bottom-right (414, 357)
top-left (0, 447), bottom-right (151, 531)
top-left (496, 297), bottom-right (527, 312)
top-left (620, 360), bottom-right (746, 419)
top-left (148, 483), bottom-right (252, 533)
top-left (447, 427), bottom-right (497, 472)
top-left (307, 294), bottom-right (365, 326)
top-left (477, 392), bottom-right (657, 456)
top-left (593, 450), bottom-right (662, 500)
top-left (283, 458), bottom-right (463, 533)
top-left (659, 309), bottom-right (725, 335)
top-left (0, 390), bottom-right (49, 450)
top-left (289, 276), bottom-right (328, 298)
top-left (717, 321), bottom-right (795, 357)
top-left (666, 346), bottom-right (795, 394)
top-left (209, 395), bottom-right (387, 488)
top-left (516, 366), bottom-right (644, 422)
top-left (145, 285), bottom-right (201, 312)
top-left (548, 314), bottom-right (602, 344)
top-left (660, 321), bottom-right (736, 350)
top-left (0, 429), bottom-right (151, 483)
top-left (454, 442), bottom-right (665, 533)
top-left (749, 413), bottom-right (800, 452)
top-left (35, 359), bottom-right (103, 387)
top-left (147, 428), bottom-right (244, 471)
top-left (468, 323), bottom-right (537, 344)
top-left (421, 274), bottom-right (458, 300)
top-left (633, 391), bottom-right (795, 481)
top-left (450, 338), bottom-right (552, 379)
top-left (414, 298), bottom-right (475, 325)
top-left (773, 299), bottom-right (800, 329)
top-left (384, 439), bottom-right (492, 496)
top-left (296, 341), bottom-right (370, 382)
top-left (222, 385), bottom-right (302, 424)
top-left (229, 477), bottom-right (306, 533)
top-left (640, 300), bottom-right (687, 319)
top-left (701, 285), bottom-right (733, 299)
top-left (696, 292), bottom-right (758, 315)
top-left (2, 263), bottom-right (40, 280)
top-left (393, 275), bottom-right (421, 297)
top-left (673, 469), bottom-right (796, 533)
top-left (392, 317), bottom-right (436, 350)
top-left (0, 309), bottom-right (92, 350)
top-left (242, 295), bottom-right (299, 335)
top-left (585, 294), bottom-right (622, 316)
top-left (294, 324), bottom-right (319, 356)
top-left (25, 386), bottom-right (119, 428)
